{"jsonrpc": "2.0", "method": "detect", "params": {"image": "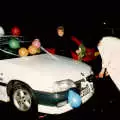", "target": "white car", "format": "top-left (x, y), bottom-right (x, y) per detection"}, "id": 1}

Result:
top-left (0, 36), bottom-right (95, 115)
